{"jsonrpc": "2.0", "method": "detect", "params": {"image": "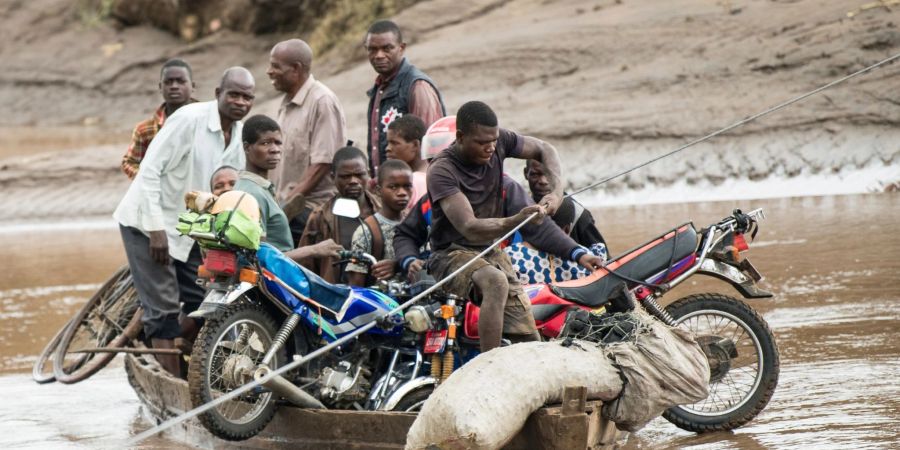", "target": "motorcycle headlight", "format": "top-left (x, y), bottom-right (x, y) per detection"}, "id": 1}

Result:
top-left (405, 305), bottom-right (433, 333)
